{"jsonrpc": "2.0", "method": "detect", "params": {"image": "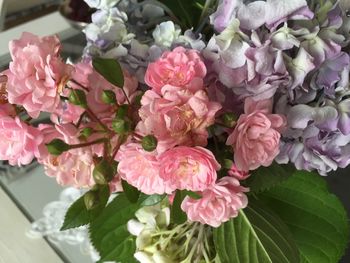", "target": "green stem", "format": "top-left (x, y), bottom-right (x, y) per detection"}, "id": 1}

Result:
top-left (70, 138), bottom-right (106, 149)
